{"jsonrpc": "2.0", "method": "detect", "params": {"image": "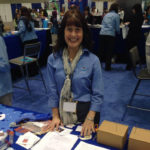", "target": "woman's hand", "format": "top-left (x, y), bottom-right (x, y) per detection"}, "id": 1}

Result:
top-left (49, 116), bottom-right (62, 131)
top-left (49, 108), bottom-right (63, 131)
top-left (81, 119), bottom-right (95, 136)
